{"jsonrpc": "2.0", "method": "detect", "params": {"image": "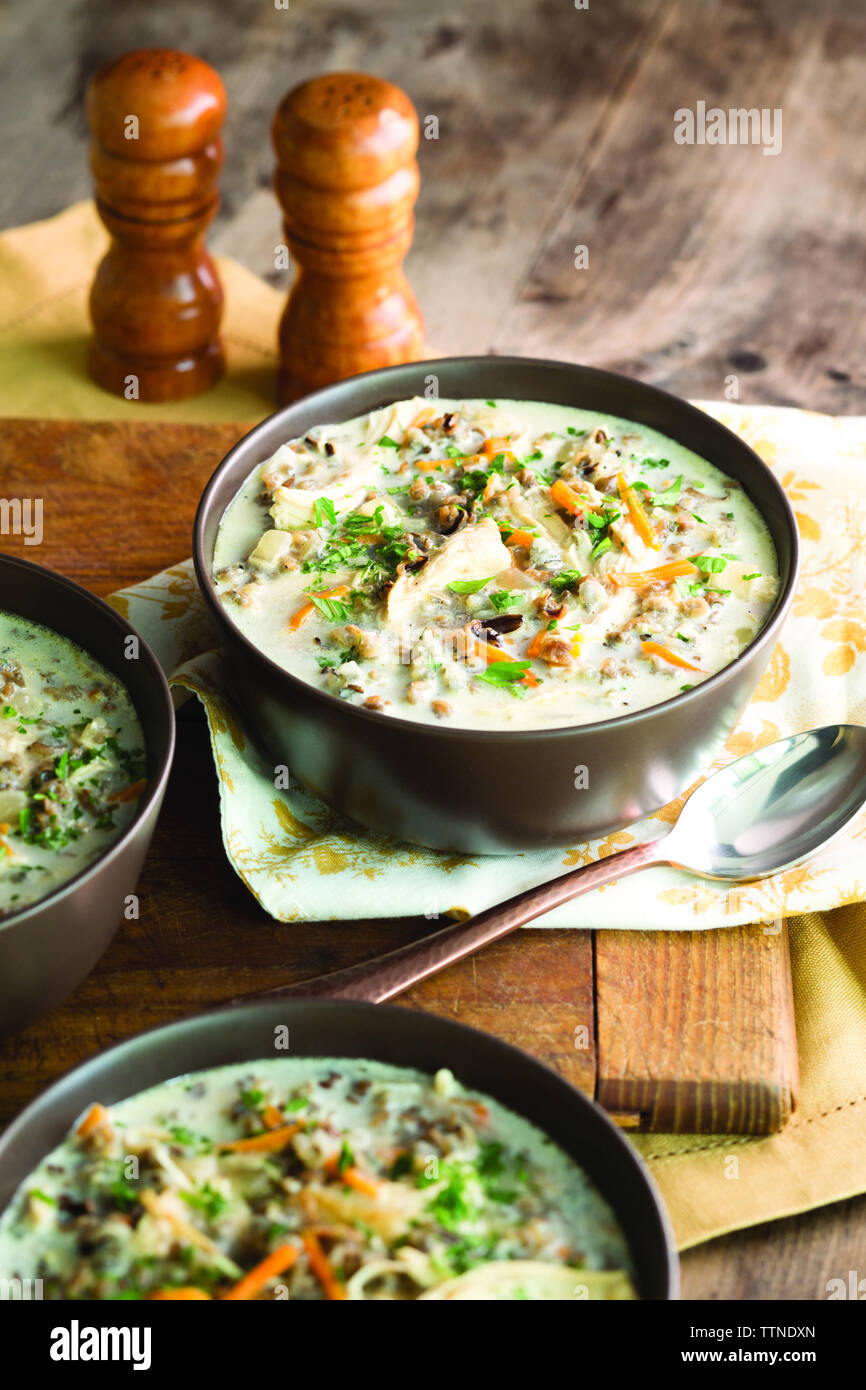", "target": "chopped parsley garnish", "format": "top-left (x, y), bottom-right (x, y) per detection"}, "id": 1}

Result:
top-left (477, 661), bottom-right (531, 688)
top-left (28, 1188), bottom-right (57, 1206)
top-left (647, 473), bottom-right (683, 507)
top-left (109, 1175), bottom-right (139, 1211)
top-left (549, 568), bottom-right (581, 593)
top-left (378, 435), bottom-right (401, 449)
top-left (447, 576), bottom-right (495, 595)
top-left (310, 594), bottom-right (351, 623)
top-left (312, 497), bottom-right (337, 528)
top-left (488, 589), bottom-right (520, 612)
top-left (180, 1183), bottom-right (229, 1222)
